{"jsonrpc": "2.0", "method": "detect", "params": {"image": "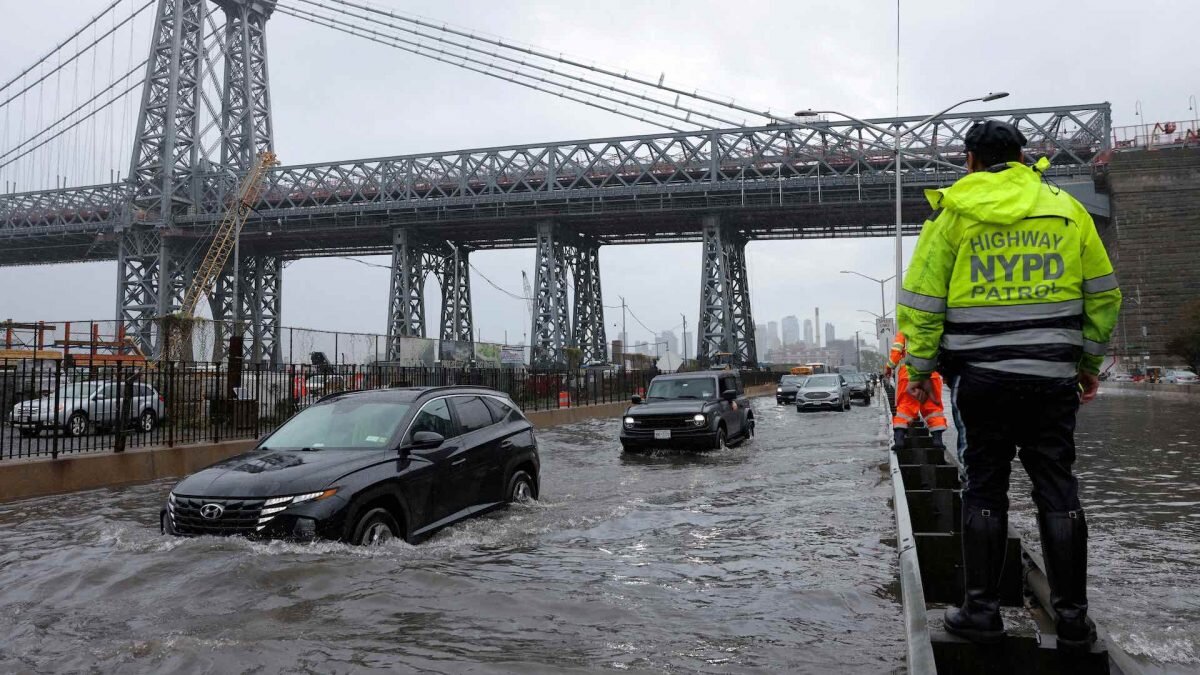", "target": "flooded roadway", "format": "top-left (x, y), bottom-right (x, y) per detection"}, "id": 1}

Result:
top-left (0, 396), bottom-right (905, 674)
